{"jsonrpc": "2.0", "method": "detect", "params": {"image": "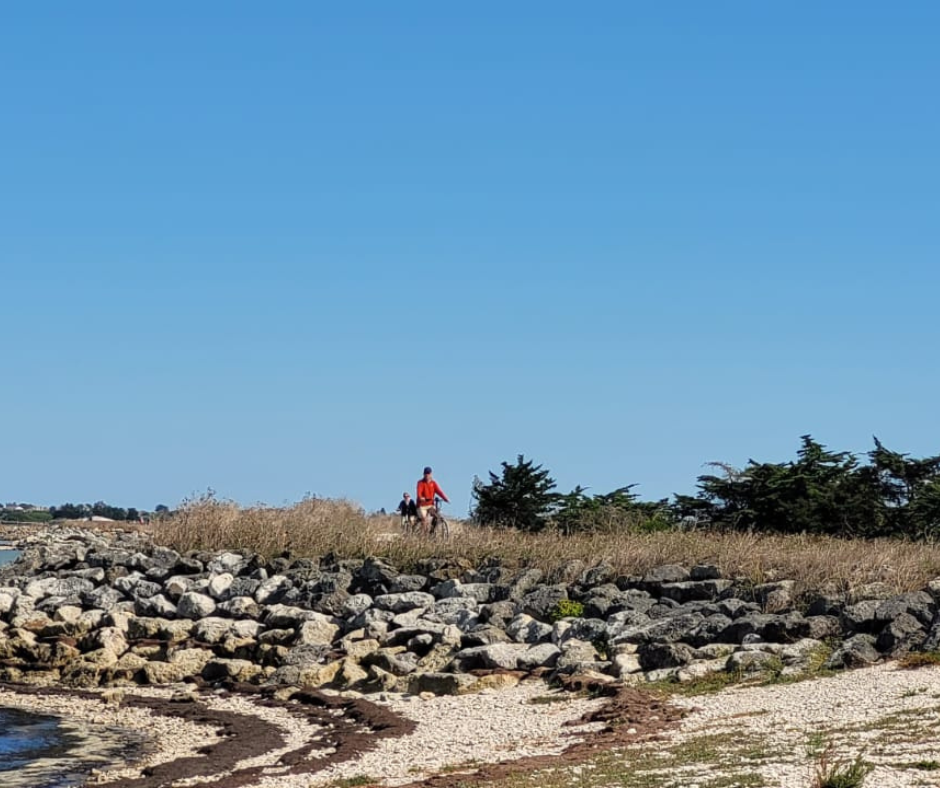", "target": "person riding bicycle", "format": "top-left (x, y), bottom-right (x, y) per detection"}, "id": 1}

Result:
top-left (417, 466), bottom-right (449, 534)
top-left (397, 492), bottom-right (417, 528)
